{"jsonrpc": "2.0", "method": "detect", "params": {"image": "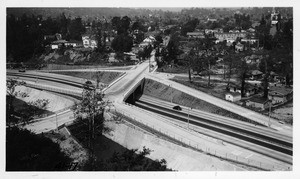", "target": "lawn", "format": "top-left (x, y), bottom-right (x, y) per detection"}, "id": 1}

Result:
top-left (50, 71), bottom-right (123, 85)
